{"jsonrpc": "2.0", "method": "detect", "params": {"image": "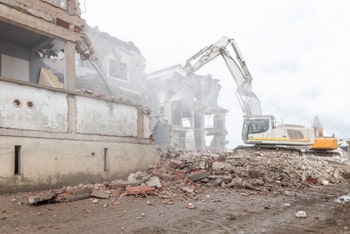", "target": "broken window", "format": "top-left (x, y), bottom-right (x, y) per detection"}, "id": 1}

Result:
top-left (109, 59), bottom-right (128, 81)
top-left (204, 114), bottom-right (214, 128)
top-left (205, 135), bottom-right (214, 147)
top-left (182, 117), bottom-right (191, 128)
